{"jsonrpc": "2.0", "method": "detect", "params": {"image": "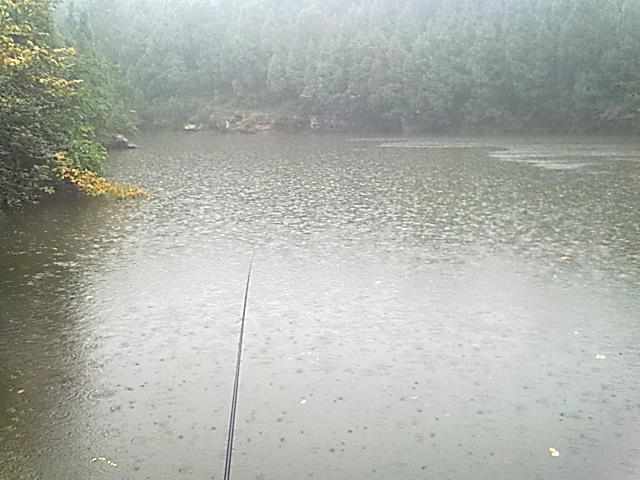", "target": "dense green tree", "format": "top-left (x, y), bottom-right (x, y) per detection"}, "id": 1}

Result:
top-left (0, 0), bottom-right (85, 208)
top-left (0, 0), bottom-right (138, 209)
